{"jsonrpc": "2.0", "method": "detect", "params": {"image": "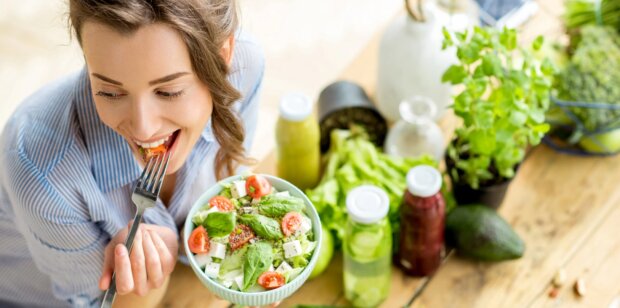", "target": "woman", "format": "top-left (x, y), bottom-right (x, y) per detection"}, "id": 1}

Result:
top-left (0, 0), bottom-right (265, 307)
